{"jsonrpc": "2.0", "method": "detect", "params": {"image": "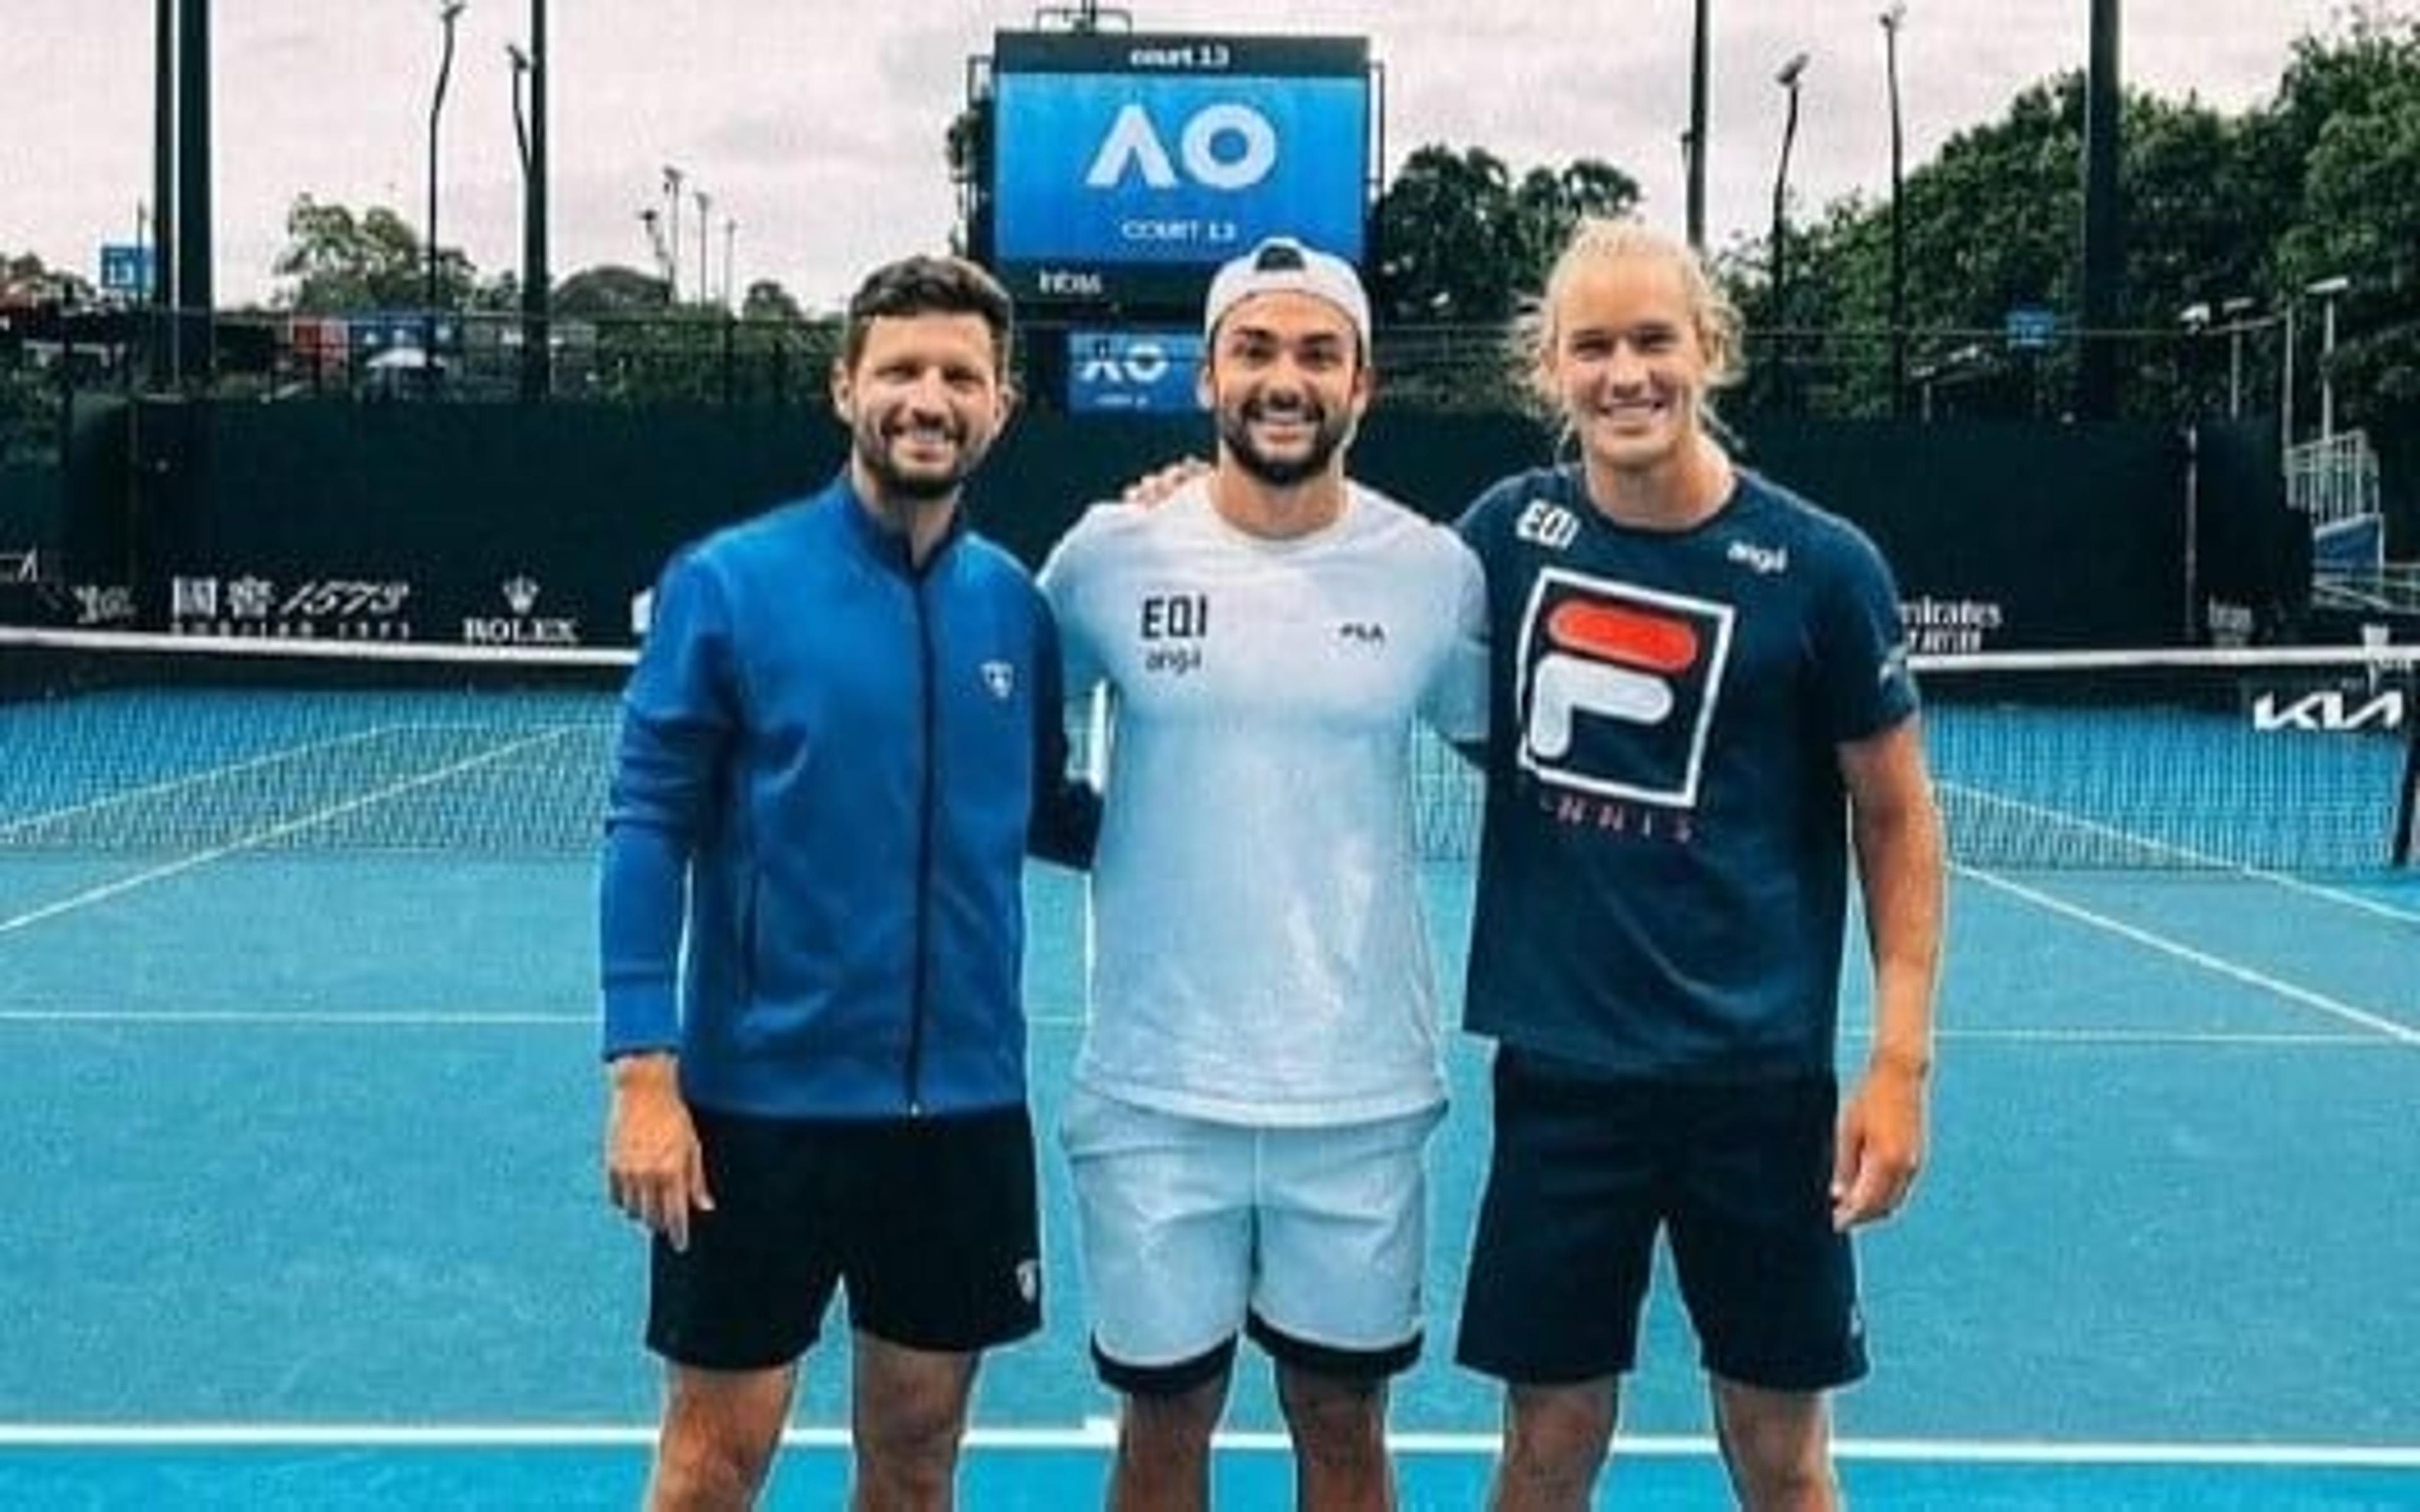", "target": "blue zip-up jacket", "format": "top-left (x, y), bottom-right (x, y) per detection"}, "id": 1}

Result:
top-left (599, 474), bottom-right (1095, 1118)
